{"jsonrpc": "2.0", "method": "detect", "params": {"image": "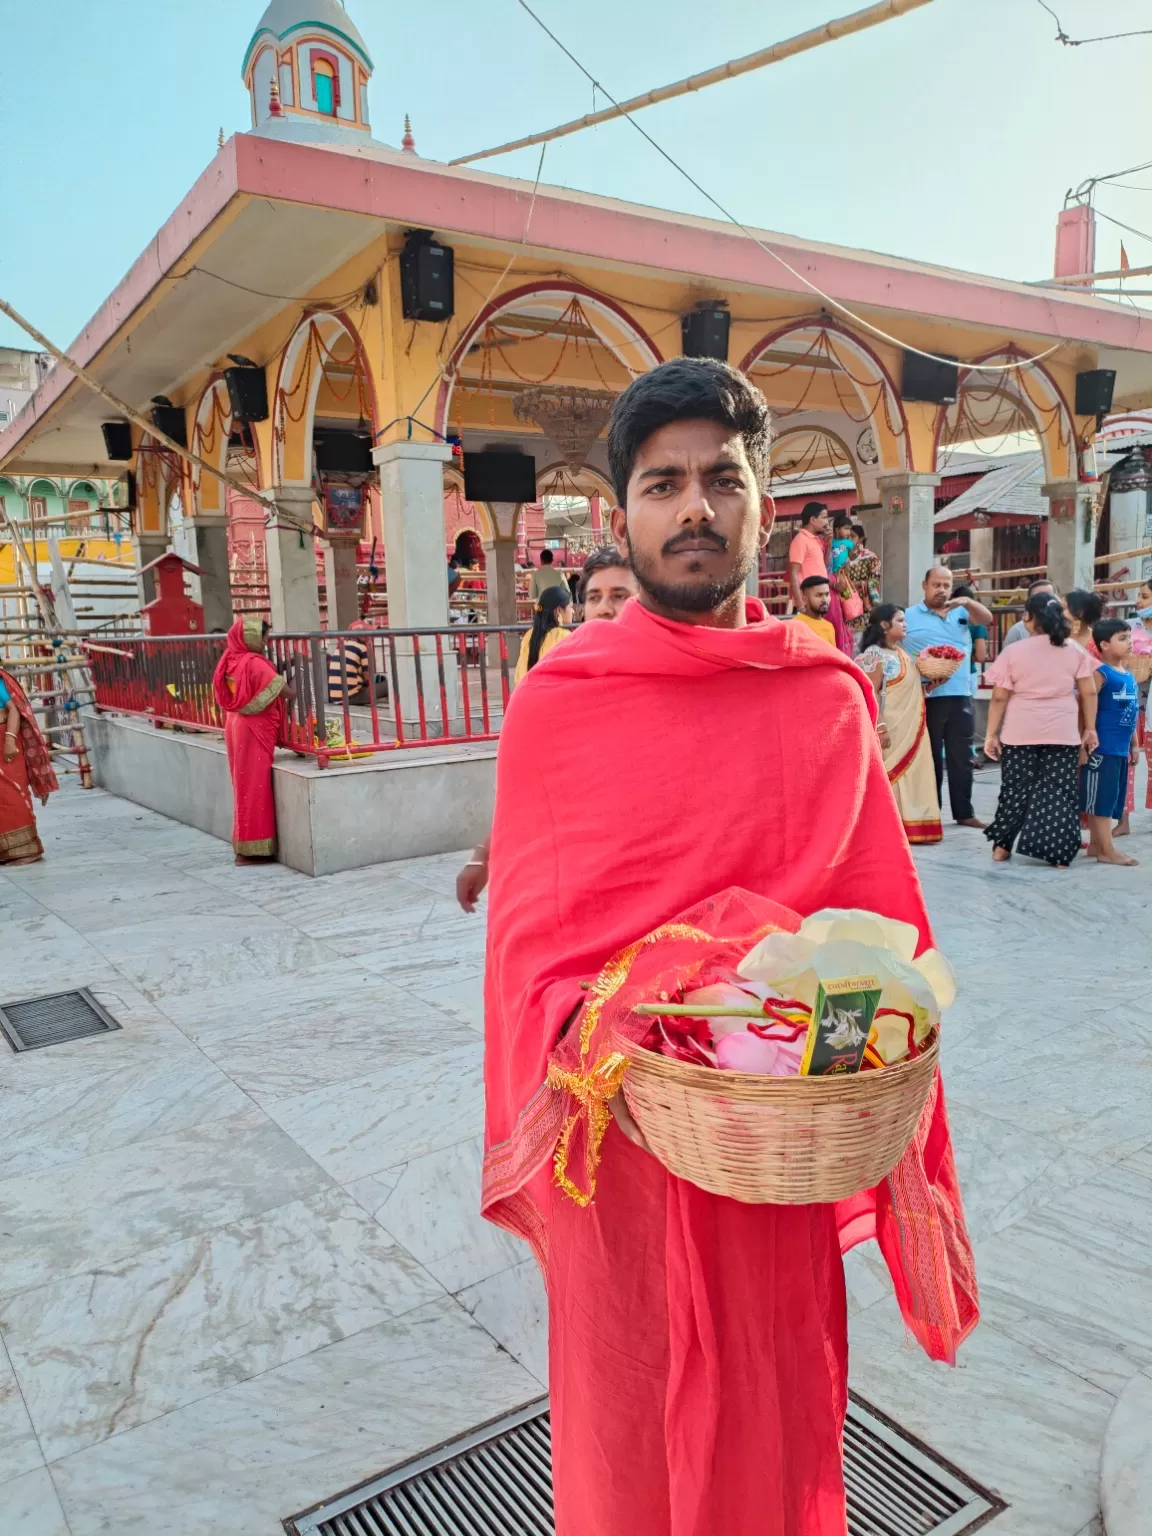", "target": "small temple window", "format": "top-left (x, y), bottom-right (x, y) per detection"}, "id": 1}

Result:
top-left (313, 58), bottom-right (337, 116)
